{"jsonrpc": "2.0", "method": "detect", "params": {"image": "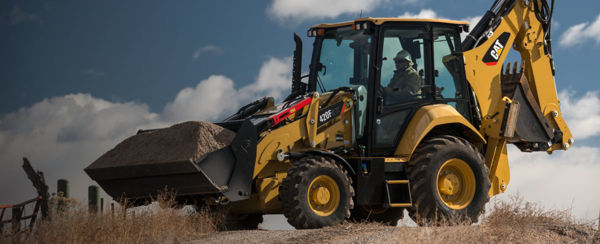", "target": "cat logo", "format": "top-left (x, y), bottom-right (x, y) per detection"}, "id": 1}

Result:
top-left (482, 32), bottom-right (510, 66)
top-left (490, 40), bottom-right (504, 60)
